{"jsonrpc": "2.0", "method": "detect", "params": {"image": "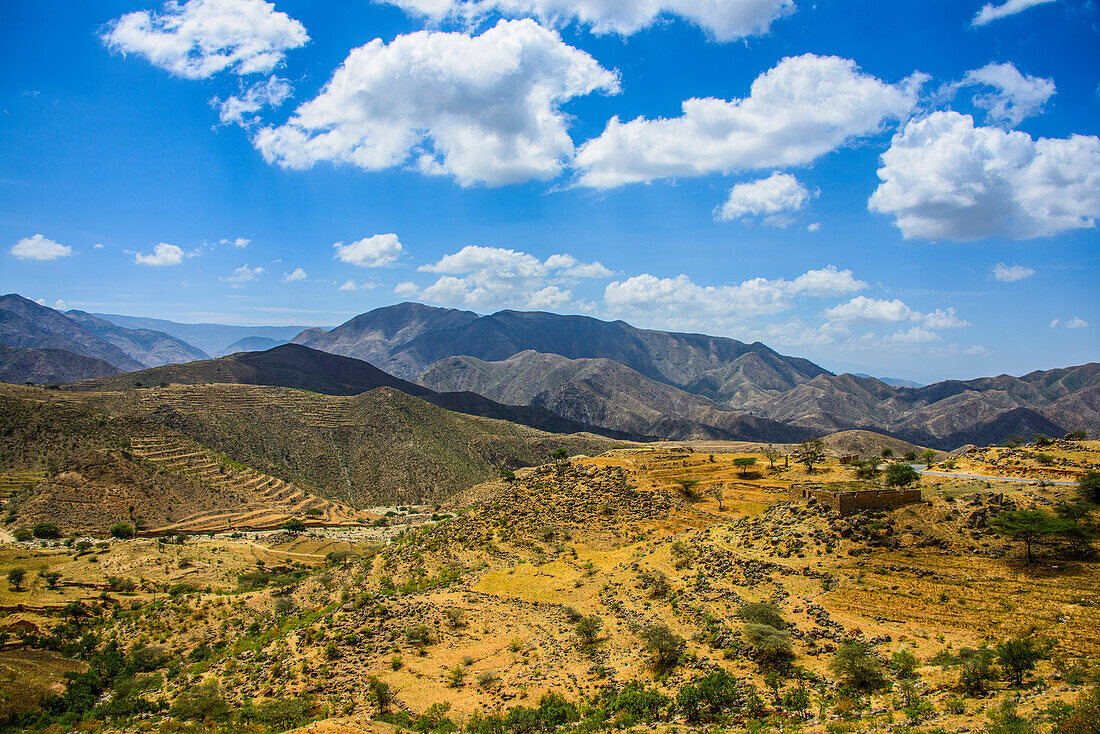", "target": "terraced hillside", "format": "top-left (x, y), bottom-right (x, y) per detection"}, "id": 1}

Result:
top-left (127, 436), bottom-right (363, 534)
